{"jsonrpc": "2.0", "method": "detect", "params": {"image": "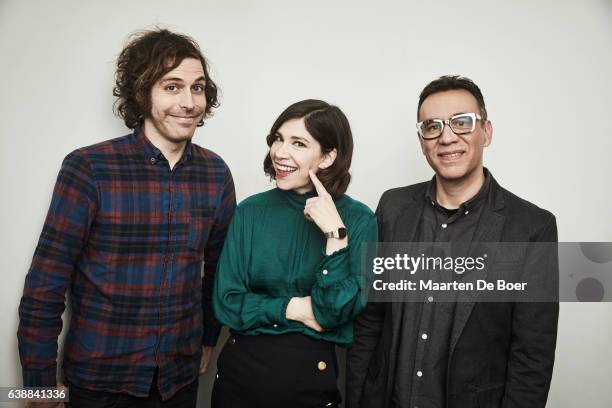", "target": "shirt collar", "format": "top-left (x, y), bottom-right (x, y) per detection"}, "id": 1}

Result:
top-left (279, 187), bottom-right (317, 210)
top-left (133, 128), bottom-right (194, 166)
top-left (425, 167), bottom-right (492, 212)
top-left (277, 187), bottom-right (349, 211)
